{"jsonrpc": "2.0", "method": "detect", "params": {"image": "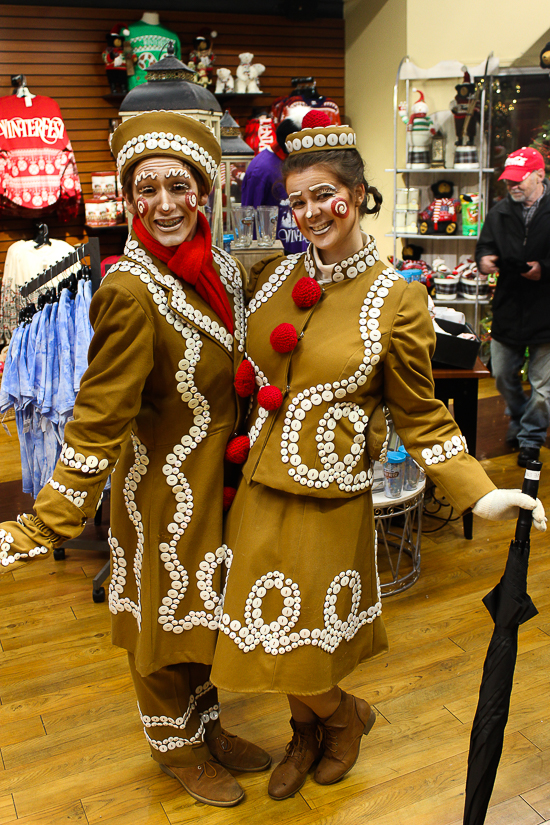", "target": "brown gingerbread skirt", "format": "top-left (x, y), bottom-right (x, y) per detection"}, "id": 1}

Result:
top-left (211, 479), bottom-right (388, 696)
